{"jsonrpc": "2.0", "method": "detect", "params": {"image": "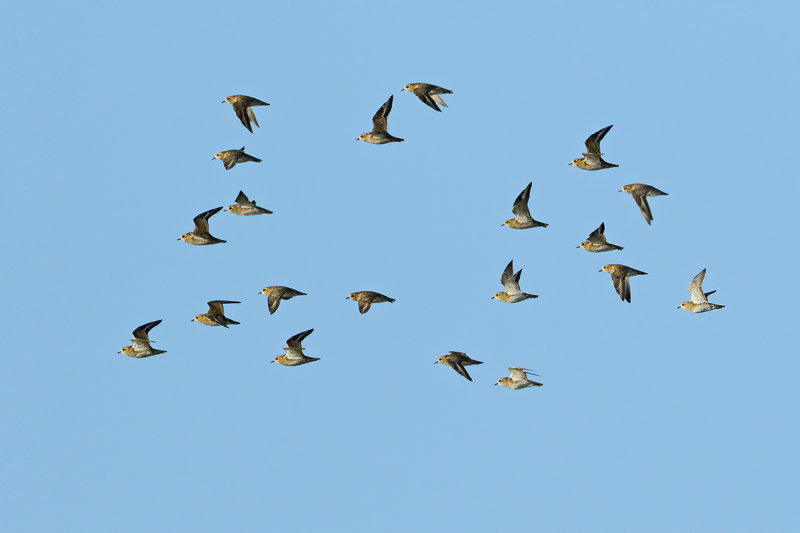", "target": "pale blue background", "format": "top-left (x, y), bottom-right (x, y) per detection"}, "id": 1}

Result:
top-left (1, 2), bottom-right (798, 532)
